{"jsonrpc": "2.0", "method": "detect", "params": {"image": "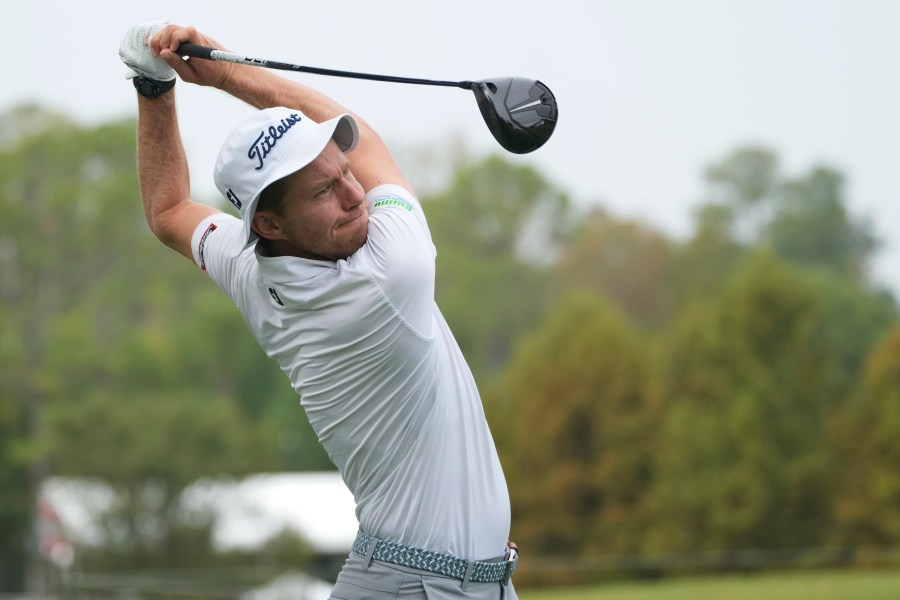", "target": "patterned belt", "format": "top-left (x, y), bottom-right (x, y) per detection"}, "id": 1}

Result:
top-left (352, 531), bottom-right (518, 586)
